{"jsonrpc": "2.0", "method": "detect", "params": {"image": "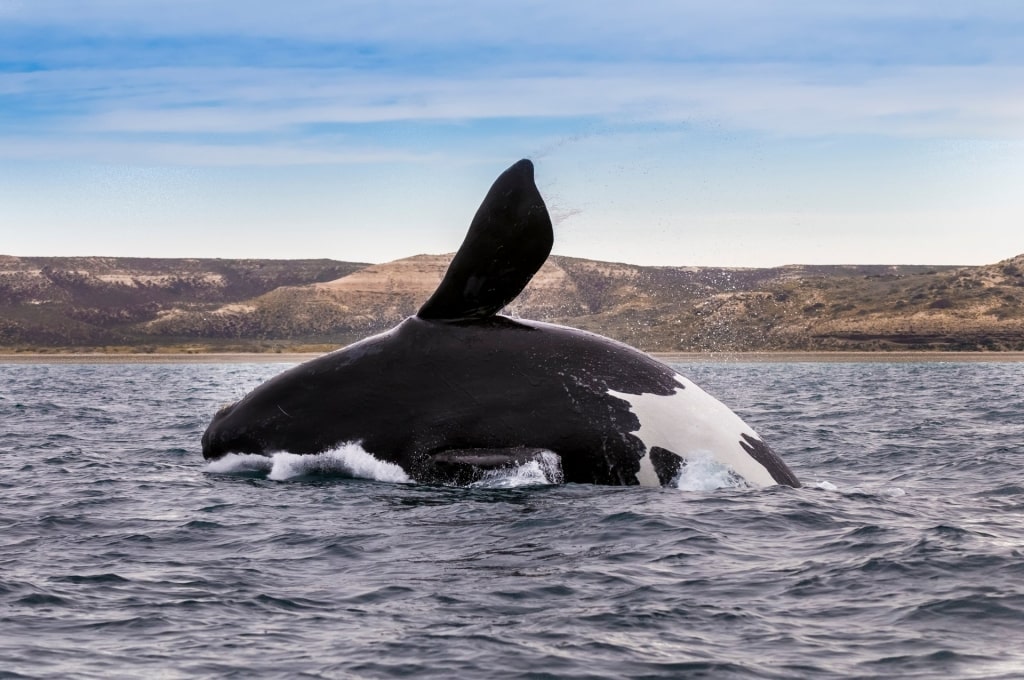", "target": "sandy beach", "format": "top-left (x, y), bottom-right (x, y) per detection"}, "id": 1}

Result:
top-left (2, 351), bottom-right (1023, 364)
